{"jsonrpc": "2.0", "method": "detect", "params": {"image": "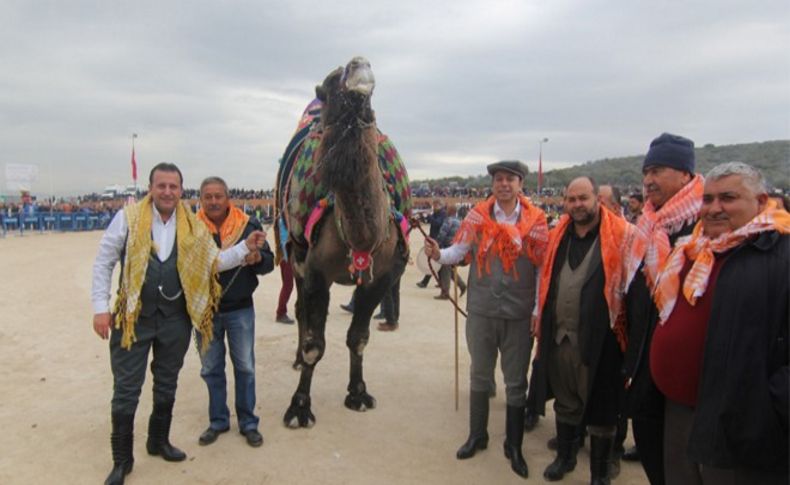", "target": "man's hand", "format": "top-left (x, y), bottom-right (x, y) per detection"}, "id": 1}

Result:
top-left (244, 230), bottom-right (266, 251)
top-left (423, 237), bottom-right (441, 261)
top-left (243, 250), bottom-right (262, 266)
top-left (93, 312), bottom-right (113, 340)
